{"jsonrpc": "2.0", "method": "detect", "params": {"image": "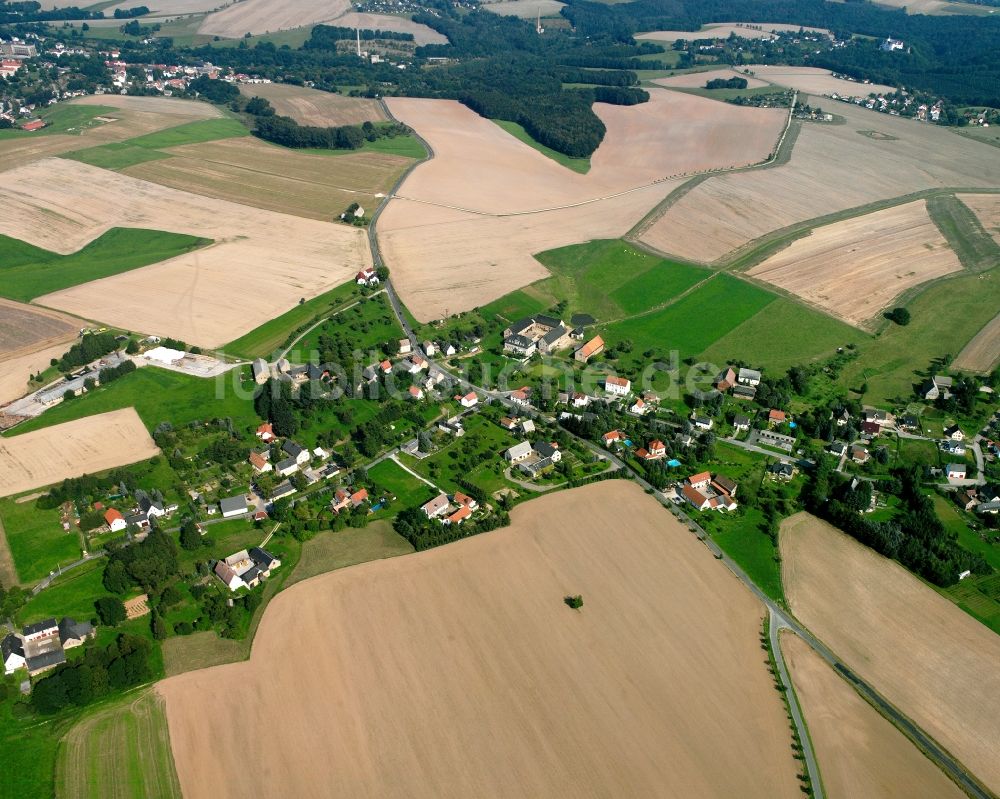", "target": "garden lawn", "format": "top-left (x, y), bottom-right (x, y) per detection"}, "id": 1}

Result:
top-left (710, 508), bottom-right (784, 603)
top-left (287, 293), bottom-right (403, 361)
top-left (7, 366), bottom-right (257, 436)
top-left (0, 228), bottom-right (210, 303)
top-left (367, 459), bottom-right (437, 509)
top-left (287, 522), bottom-right (414, 587)
top-left (0, 496), bottom-right (80, 584)
top-left (17, 559), bottom-right (106, 625)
